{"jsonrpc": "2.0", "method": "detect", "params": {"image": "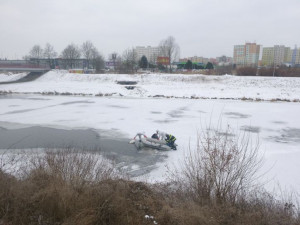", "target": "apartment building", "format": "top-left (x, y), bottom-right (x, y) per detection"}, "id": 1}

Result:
top-left (291, 46), bottom-right (300, 66)
top-left (261, 45), bottom-right (292, 66)
top-left (135, 46), bottom-right (160, 63)
top-left (216, 55), bottom-right (233, 65)
top-left (179, 56), bottom-right (209, 64)
top-left (233, 43), bottom-right (260, 67)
